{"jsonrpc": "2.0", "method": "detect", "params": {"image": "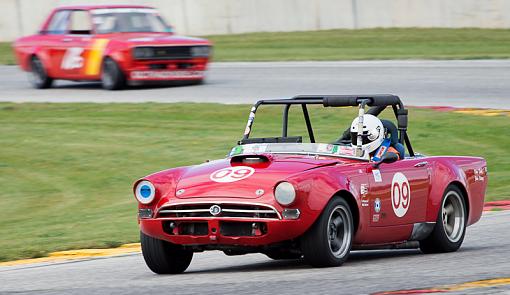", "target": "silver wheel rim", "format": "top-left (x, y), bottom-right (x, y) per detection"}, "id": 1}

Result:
top-left (442, 191), bottom-right (465, 243)
top-left (327, 205), bottom-right (352, 258)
